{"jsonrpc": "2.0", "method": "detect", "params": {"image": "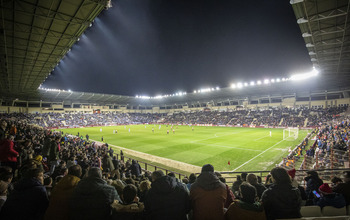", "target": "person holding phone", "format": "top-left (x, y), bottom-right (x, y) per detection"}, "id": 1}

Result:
top-left (314, 183), bottom-right (346, 209)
